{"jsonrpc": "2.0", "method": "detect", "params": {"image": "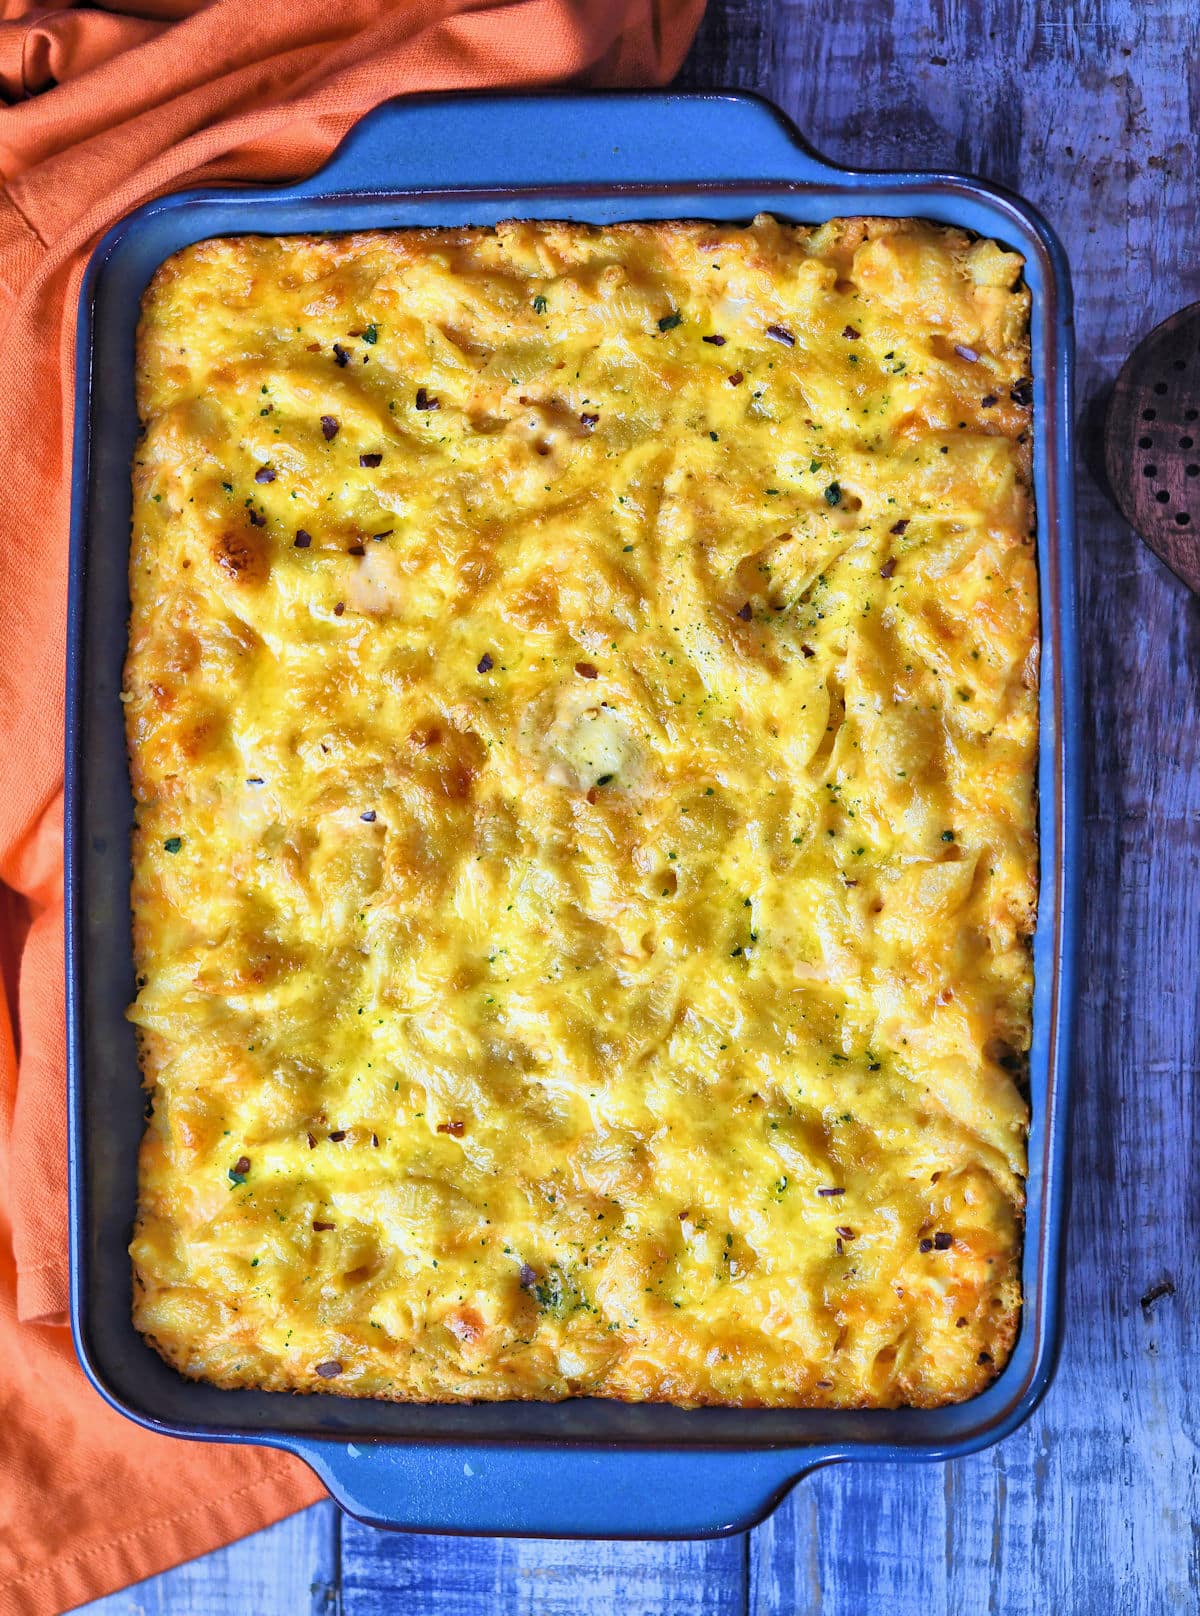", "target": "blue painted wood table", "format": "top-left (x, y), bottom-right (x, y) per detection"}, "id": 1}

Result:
top-left (77, 1), bottom-right (1200, 1610)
